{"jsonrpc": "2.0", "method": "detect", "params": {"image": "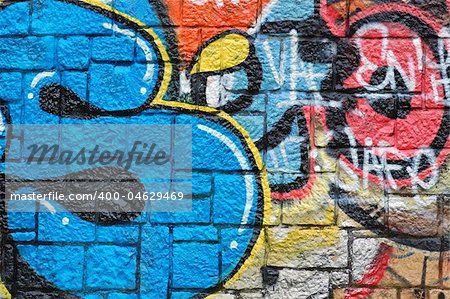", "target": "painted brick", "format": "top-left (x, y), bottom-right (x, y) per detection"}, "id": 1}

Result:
top-left (38, 212), bottom-right (96, 242)
top-left (17, 245), bottom-right (84, 291)
top-left (234, 115), bottom-right (265, 141)
top-left (108, 293), bottom-right (138, 299)
top-left (0, 37), bottom-right (55, 70)
top-left (11, 231), bottom-right (36, 242)
top-left (0, 2), bottom-right (30, 36)
top-left (213, 174), bottom-right (257, 225)
top-left (96, 225), bottom-right (139, 244)
top-left (7, 212), bottom-right (36, 230)
top-left (61, 71), bottom-right (88, 99)
top-left (31, 0), bottom-right (111, 35)
top-left (58, 37), bottom-right (90, 70)
top-left (139, 225), bottom-right (170, 296)
top-left (191, 172), bottom-right (213, 196)
top-left (173, 242), bottom-right (219, 288)
top-left (88, 63), bottom-right (156, 110)
top-left (92, 36), bottom-right (135, 62)
top-left (181, 0), bottom-right (258, 27)
top-left (0, 0), bottom-right (447, 298)
top-left (255, 36), bottom-right (283, 91)
top-left (170, 292), bottom-right (197, 299)
top-left (267, 227), bottom-right (348, 268)
top-left (266, 269), bottom-right (330, 299)
top-left (151, 198), bottom-right (211, 224)
top-left (86, 245), bottom-right (137, 289)
top-left (114, 0), bottom-right (162, 27)
top-left (173, 225), bottom-right (218, 241)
